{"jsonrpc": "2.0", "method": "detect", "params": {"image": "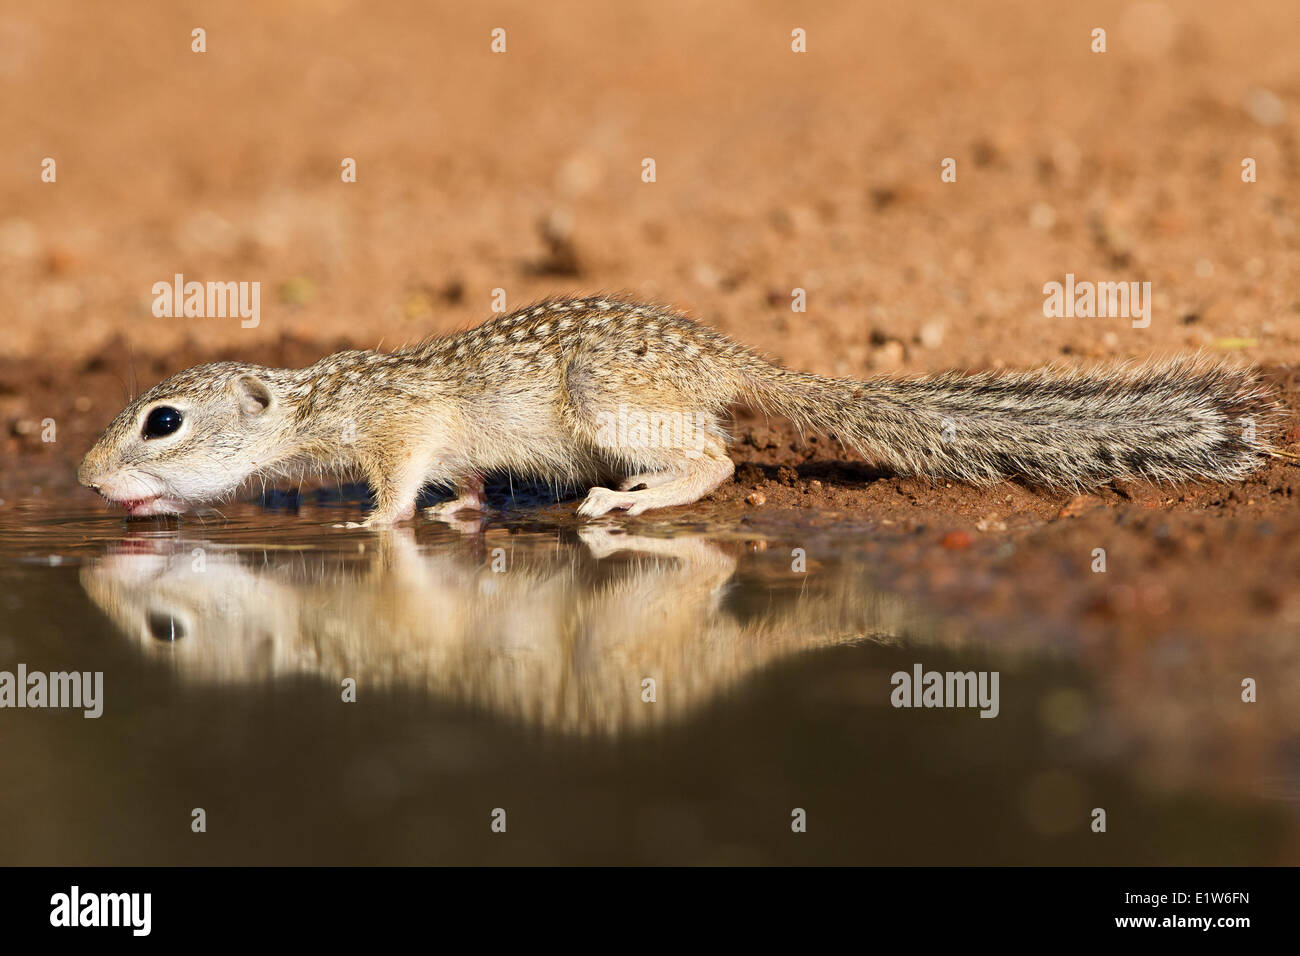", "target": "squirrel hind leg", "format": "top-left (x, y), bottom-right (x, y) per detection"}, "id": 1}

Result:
top-left (577, 444), bottom-right (734, 518)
